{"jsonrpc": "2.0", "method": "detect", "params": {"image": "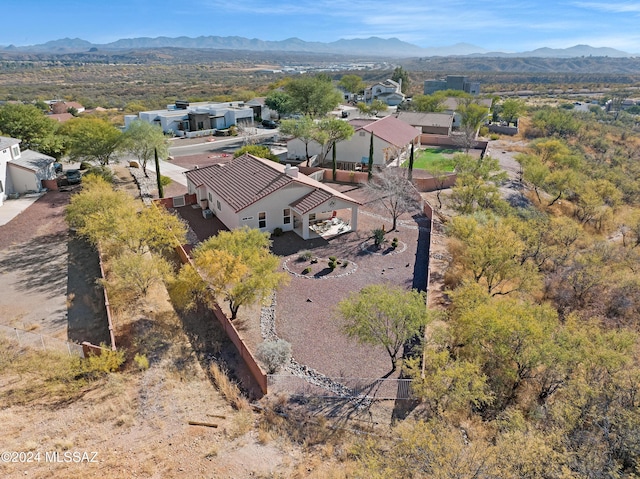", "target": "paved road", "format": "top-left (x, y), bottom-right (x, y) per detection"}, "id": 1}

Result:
top-left (168, 129), bottom-right (280, 157)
